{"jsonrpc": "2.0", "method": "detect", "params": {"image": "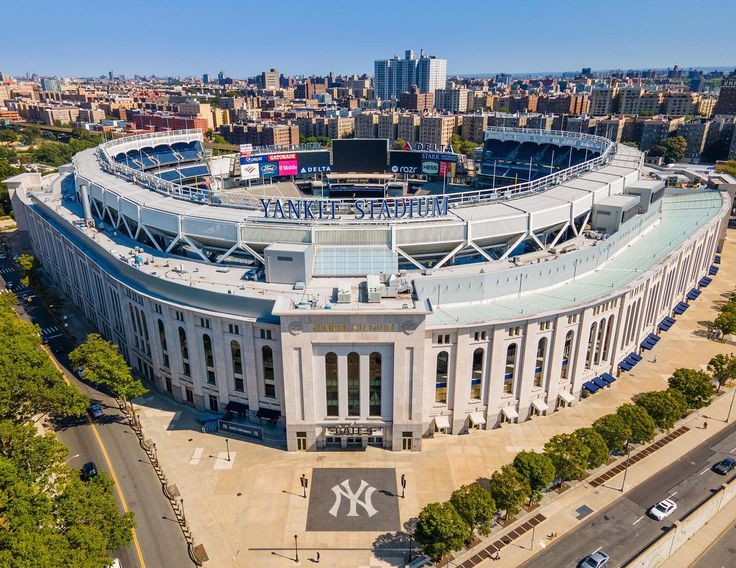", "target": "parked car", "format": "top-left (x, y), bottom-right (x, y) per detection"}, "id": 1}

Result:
top-left (648, 498), bottom-right (677, 521)
top-left (713, 457), bottom-right (736, 475)
top-left (87, 402), bottom-right (103, 419)
top-left (580, 551), bottom-right (609, 568)
top-left (81, 461), bottom-right (98, 481)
